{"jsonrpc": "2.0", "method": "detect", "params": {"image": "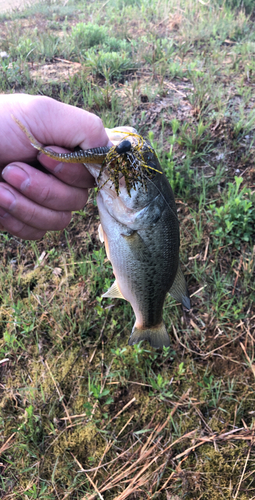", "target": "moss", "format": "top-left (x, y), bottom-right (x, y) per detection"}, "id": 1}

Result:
top-left (181, 442), bottom-right (252, 500)
top-left (53, 422), bottom-right (105, 466)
